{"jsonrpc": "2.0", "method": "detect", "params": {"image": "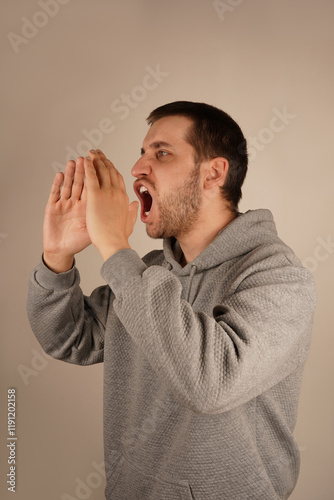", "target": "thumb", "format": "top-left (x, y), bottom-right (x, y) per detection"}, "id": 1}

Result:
top-left (128, 200), bottom-right (139, 227)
